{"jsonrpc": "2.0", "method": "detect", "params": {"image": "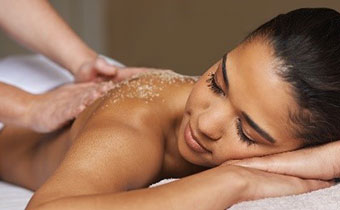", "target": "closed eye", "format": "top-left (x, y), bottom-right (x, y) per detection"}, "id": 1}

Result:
top-left (207, 72), bottom-right (225, 96)
top-left (236, 118), bottom-right (256, 146)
